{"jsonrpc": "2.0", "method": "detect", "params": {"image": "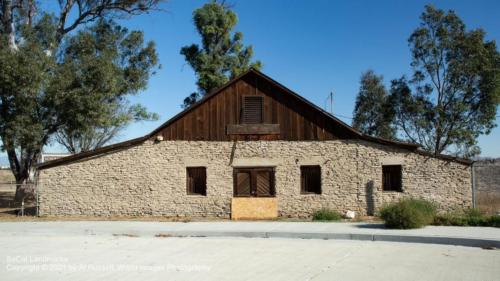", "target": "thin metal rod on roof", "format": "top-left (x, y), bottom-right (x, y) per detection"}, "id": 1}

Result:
top-left (324, 92), bottom-right (334, 114)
